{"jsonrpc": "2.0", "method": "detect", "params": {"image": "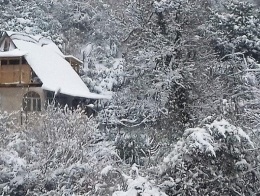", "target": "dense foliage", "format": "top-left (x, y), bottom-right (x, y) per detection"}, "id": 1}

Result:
top-left (1, 0), bottom-right (260, 195)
